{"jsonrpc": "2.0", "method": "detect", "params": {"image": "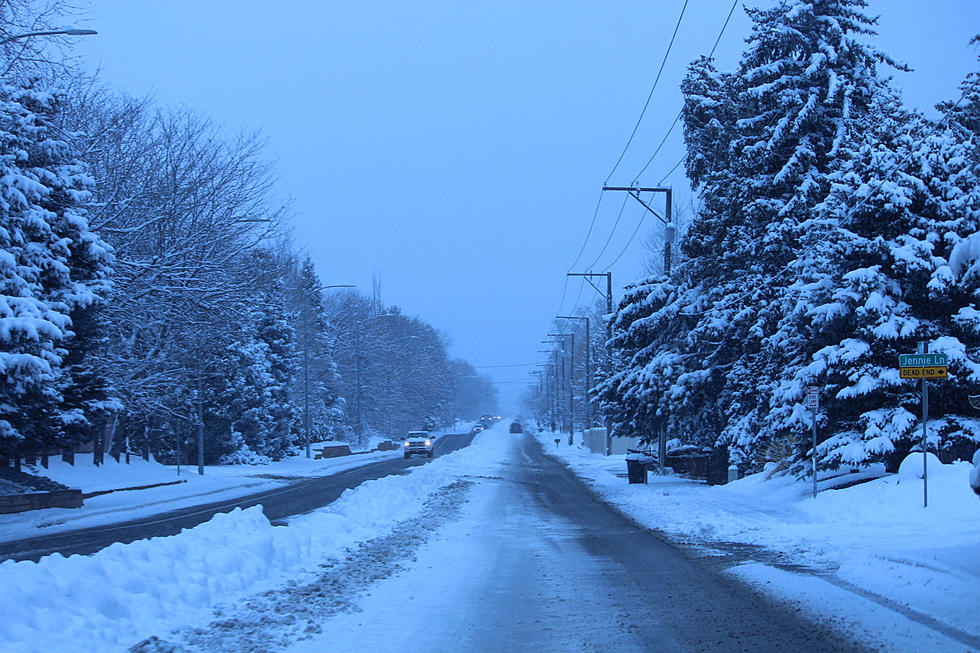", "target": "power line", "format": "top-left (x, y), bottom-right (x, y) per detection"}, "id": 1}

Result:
top-left (572, 275), bottom-right (586, 310)
top-left (566, 192), bottom-right (606, 272)
top-left (708, 0), bottom-right (739, 59)
top-left (474, 362), bottom-right (540, 369)
top-left (586, 191), bottom-right (631, 269)
top-left (604, 0), bottom-right (690, 184)
top-left (632, 0), bottom-right (739, 182)
top-left (658, 155), bottom-right (686, 185)
top-left (585, 0), bottom-right (738, 277)
top-left (634, 110), bottom-right (682, 180)
top-left (603, 203), bottom-right (649, 271)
